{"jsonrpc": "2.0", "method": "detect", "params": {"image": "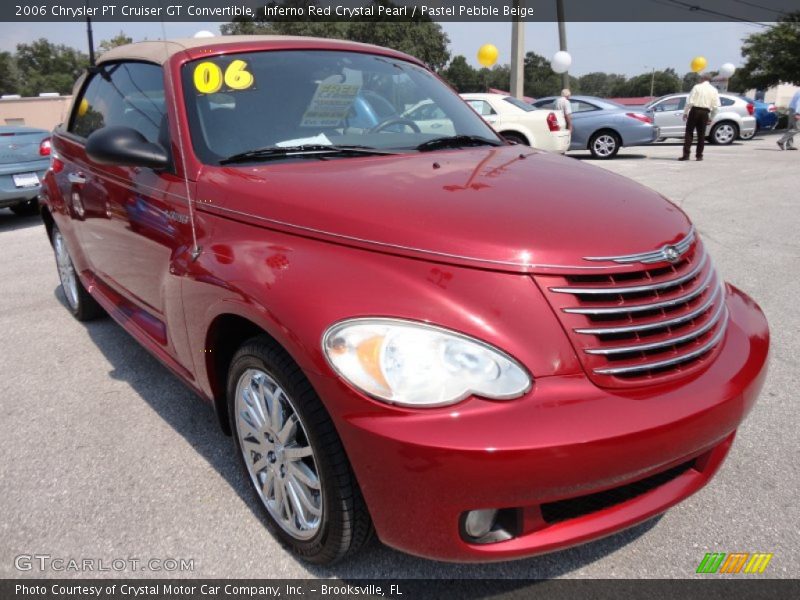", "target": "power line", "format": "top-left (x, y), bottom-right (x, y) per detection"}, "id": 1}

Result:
top-left (646, 0), bottom-right (771, 26)
top-left (723, 0), bottom-right (788, 16)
